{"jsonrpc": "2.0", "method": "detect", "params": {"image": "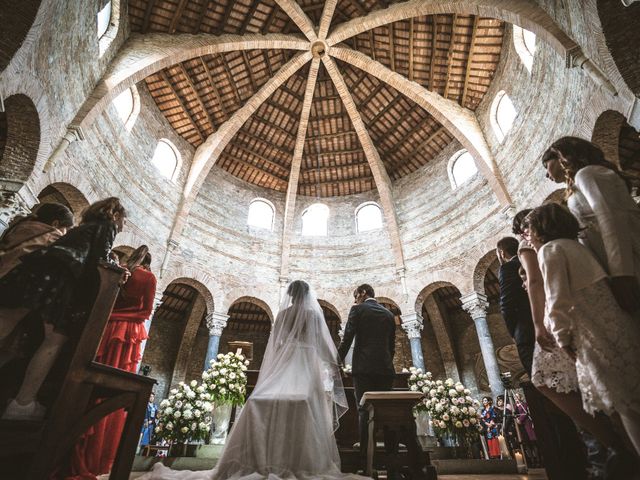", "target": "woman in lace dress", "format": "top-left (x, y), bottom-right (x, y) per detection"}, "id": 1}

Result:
top-left (542, 137), bottom-right (640, 316)
top-left (512, 209), bottom-right (626, 453)
top-left (524, 204), bottom-right (640, 455)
